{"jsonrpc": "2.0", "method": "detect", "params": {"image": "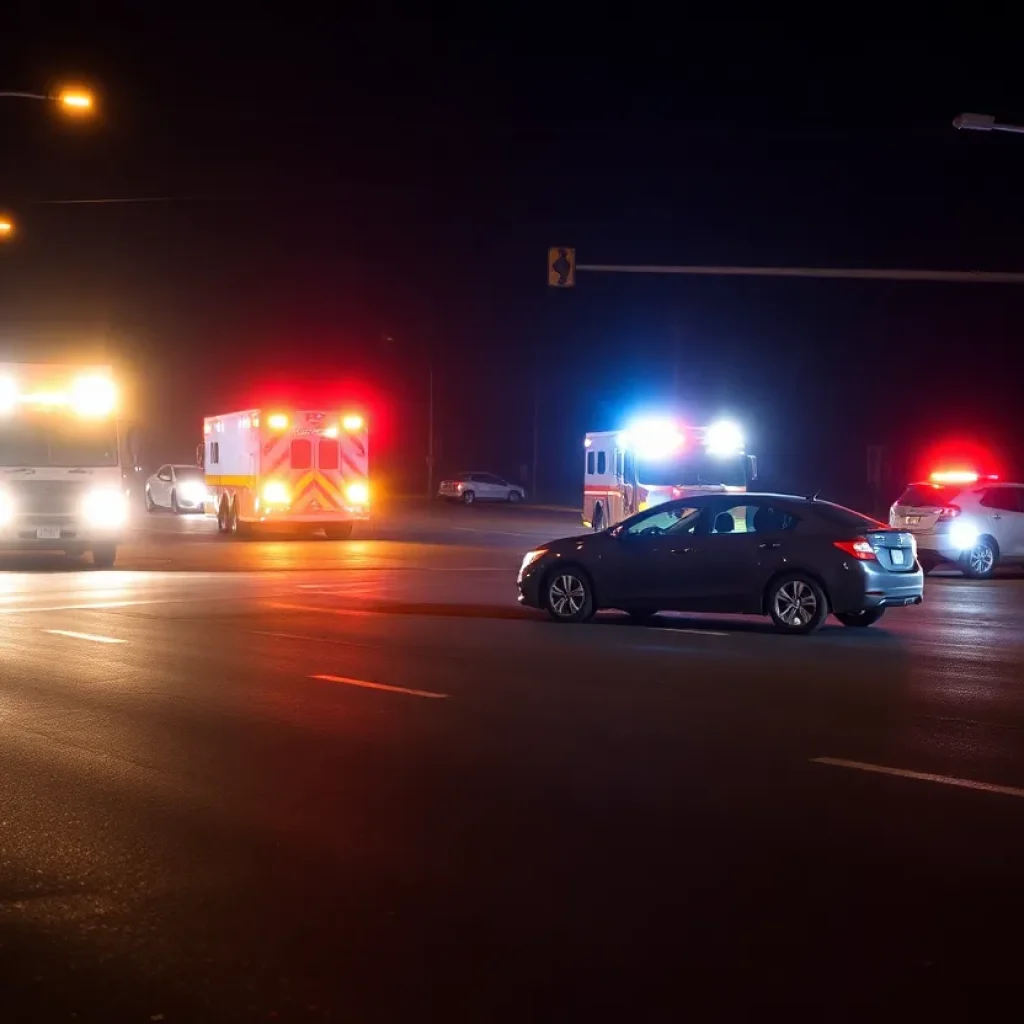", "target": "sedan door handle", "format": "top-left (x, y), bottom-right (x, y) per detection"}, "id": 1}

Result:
top-left (671, 547), bottom-right (693, 555)
top-left (758, 541), bottom-right (782, 550)
top-left (990, 514), bottom-right (1003, 520)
